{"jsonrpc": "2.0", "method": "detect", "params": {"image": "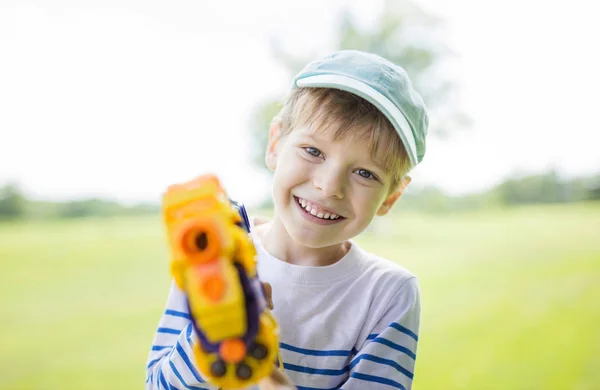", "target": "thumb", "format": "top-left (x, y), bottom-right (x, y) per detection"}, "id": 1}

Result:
top-left (262, 282), bottom-right (274, 310)
top-left (259, 369), bottom-right (296, 390)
